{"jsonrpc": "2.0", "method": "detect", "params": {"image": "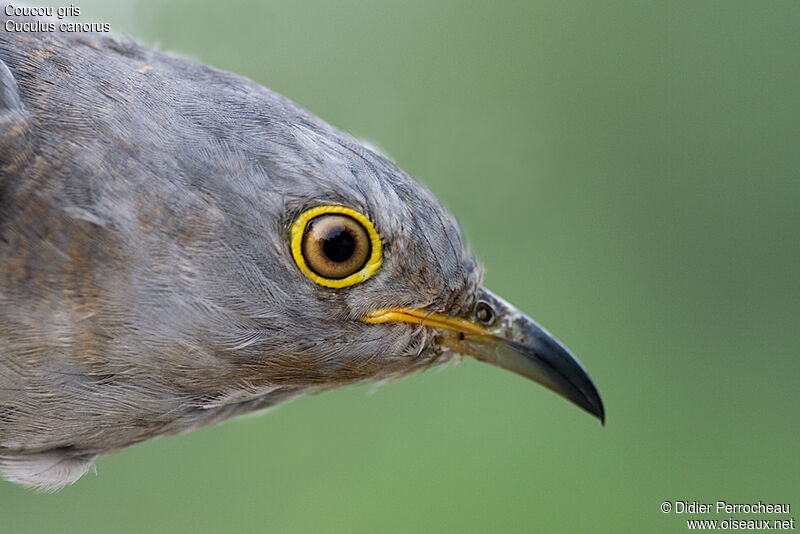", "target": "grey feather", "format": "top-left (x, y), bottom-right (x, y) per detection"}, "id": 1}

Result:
top-left (0, 13), bottom-right (481, 489)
